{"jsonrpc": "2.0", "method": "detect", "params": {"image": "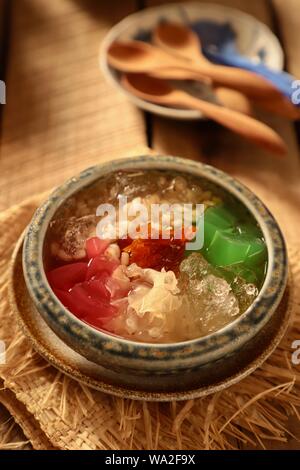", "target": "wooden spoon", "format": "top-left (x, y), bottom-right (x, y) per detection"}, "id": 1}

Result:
top-left (121, 73), bottom-right (287, 156)
top-left (214, 87), bottom-right (252, 115)
top-left (152, 23), bottom-right (281, 99)
top-left (107, 40), bottom-right (281, 99)
top-left (153, 22), bottom-right (253, 115)
top-left (252, 95), bottom-right (300, 120)
top-left (153, 22), bottom-right (213, 62)
top-left (151, 69), bottom-right (252, 114)
top-left (153, 22), bottom-right (300, 120)
top-left (153, 73), bottom-right (297, 118)
top-left (149, 66), bottom-right (211, 84)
